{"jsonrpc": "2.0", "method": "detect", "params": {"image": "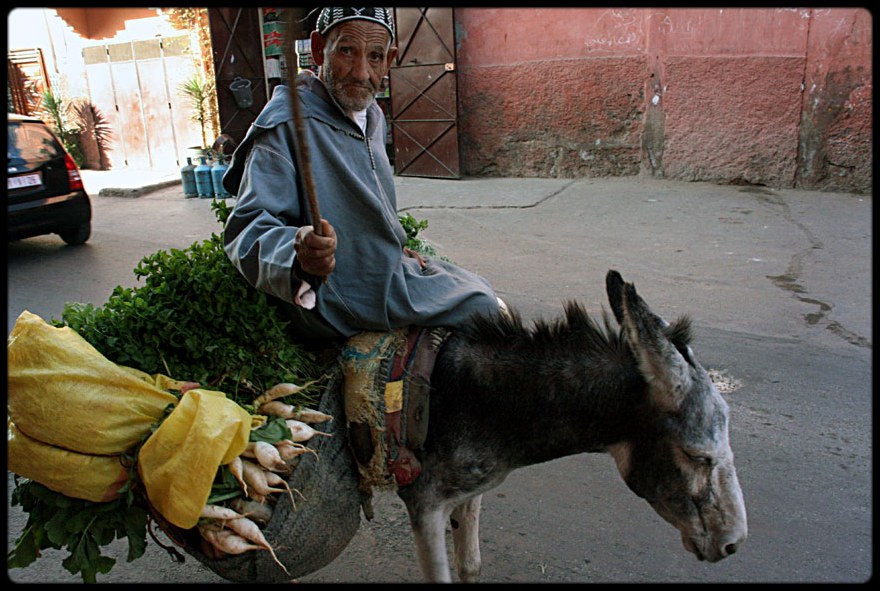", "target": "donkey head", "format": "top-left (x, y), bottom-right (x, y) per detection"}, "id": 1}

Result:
top-left (604, 270), bottom-right (747, 563)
